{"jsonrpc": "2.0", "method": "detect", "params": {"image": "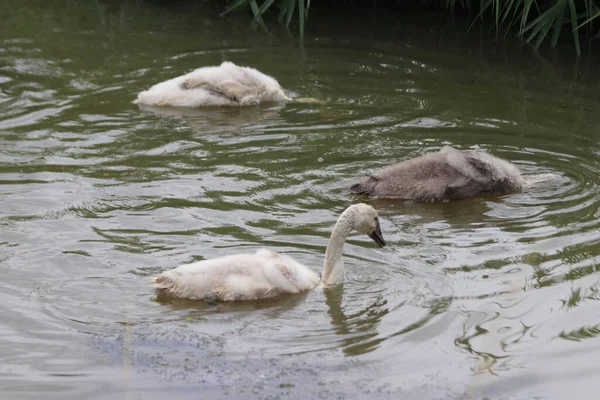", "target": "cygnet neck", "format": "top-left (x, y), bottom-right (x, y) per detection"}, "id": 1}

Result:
top-left (321, 210), bottom-right (355, 286)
